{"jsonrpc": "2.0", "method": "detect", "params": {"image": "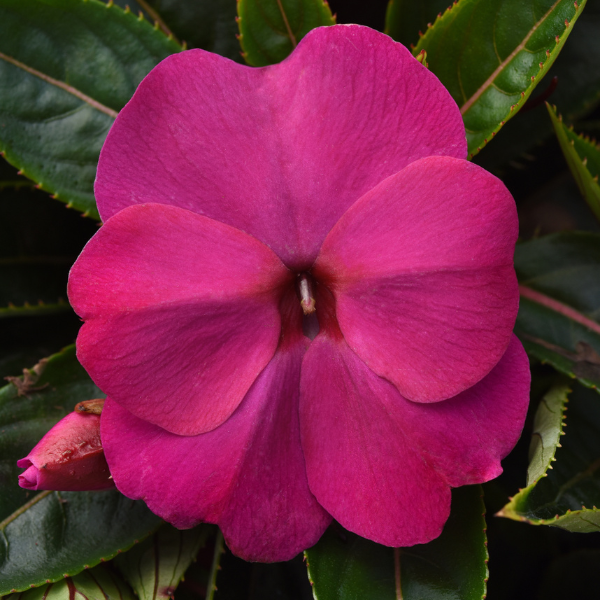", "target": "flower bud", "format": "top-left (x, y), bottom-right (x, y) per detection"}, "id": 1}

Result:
top-left (17, 406), bottom-right (114, 491)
